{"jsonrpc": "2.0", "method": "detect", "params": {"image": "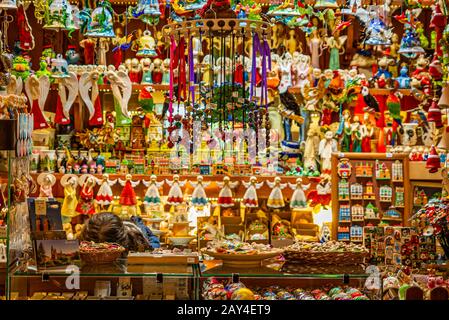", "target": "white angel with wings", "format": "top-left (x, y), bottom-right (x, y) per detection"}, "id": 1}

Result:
top-left (242, 176), bottom-right (264, 208)
top-left (106, 67), bottom-right (132, 119)
top-left (7, 75), bottom-right (23, 95)
top-left (165, 174), bottom-right (186, 206)
top-left (79, 70), bottom-right (100, 122)
top-left (216, 176), bottom-right (239, 208)
top-left (58, 71), bottom-right (79, 122)
top-left (25, 74), bottom-right (50, 129)
top-left (142, 175), bottom-right (164, 206)
top-left (189, 176), bottom-right (210, 207)
top-left (266, 177), bottom-right (287, 209)
top-left (288, 177), bottom-right (311, 209)
top-left (95, 174), bottom-right (117, 208)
